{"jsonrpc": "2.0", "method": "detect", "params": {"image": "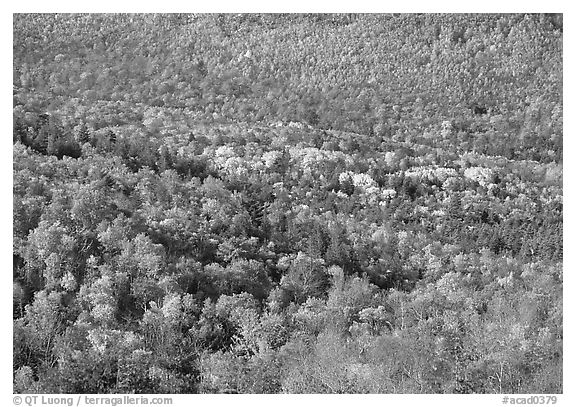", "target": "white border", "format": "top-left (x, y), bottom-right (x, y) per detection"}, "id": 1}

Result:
top-left (4, 3), bottom-right (572, 405)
